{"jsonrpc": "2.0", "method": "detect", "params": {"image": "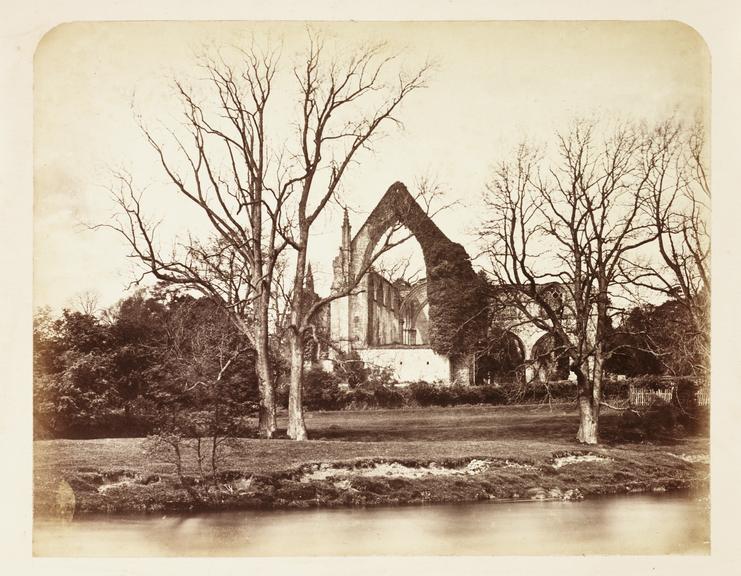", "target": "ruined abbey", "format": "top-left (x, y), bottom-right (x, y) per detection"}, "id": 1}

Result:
top-left (321, 183), bottom-right (571, 386)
